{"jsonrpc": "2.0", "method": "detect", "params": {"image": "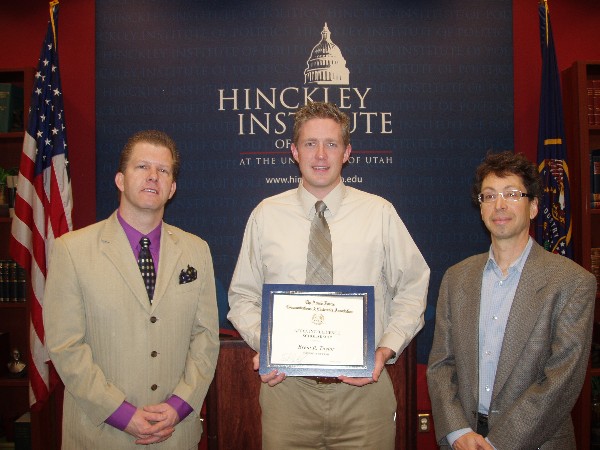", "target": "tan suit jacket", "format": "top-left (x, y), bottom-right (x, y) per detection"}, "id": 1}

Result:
top-left (44, 212), bottom-right (219, 449)
top-left (427, 242), bottom-right (596, 450)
